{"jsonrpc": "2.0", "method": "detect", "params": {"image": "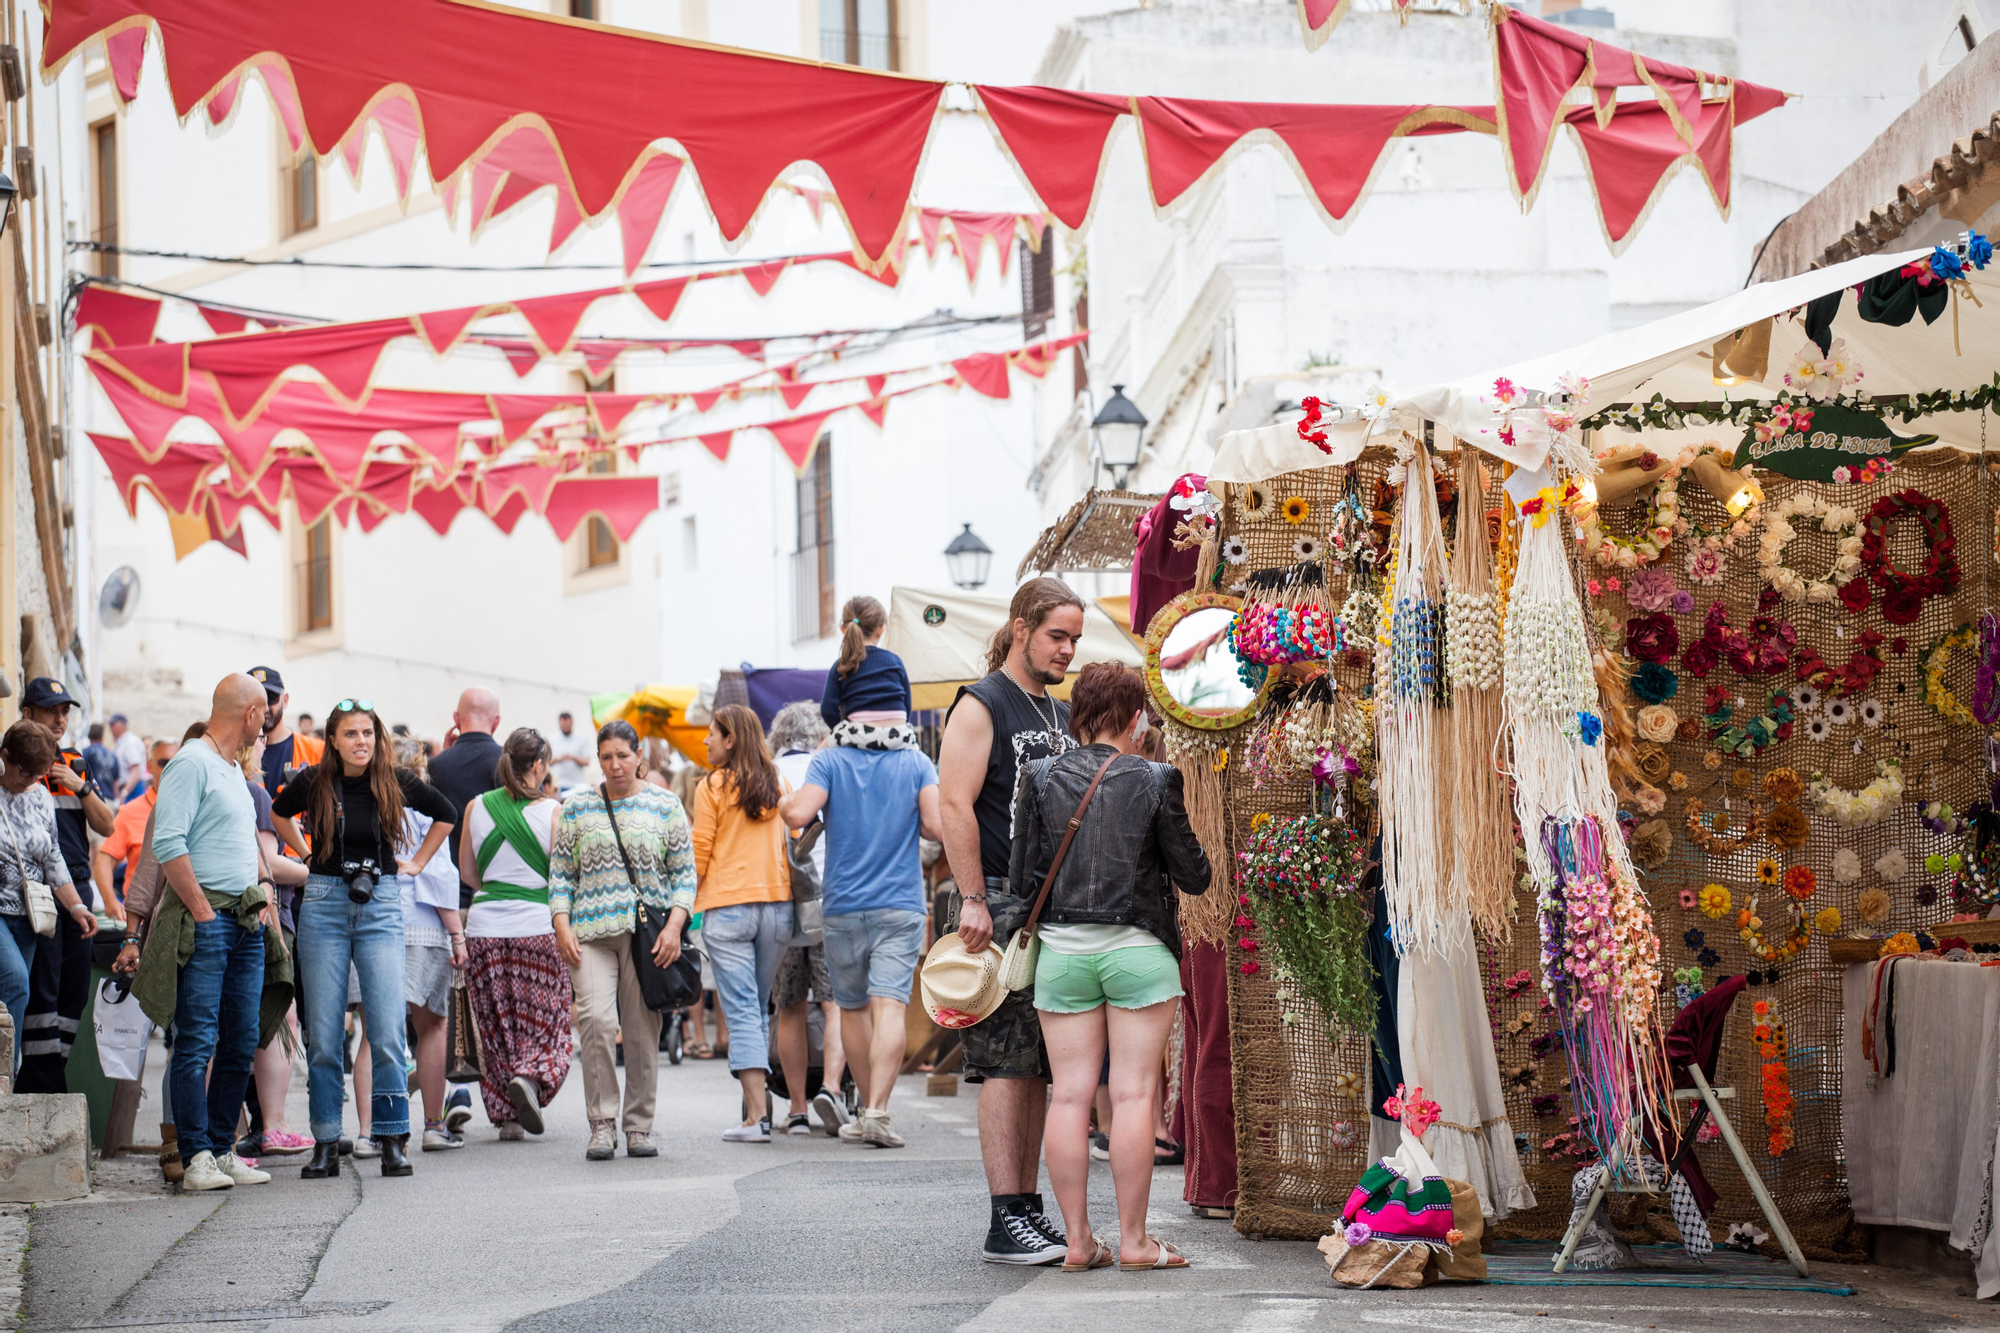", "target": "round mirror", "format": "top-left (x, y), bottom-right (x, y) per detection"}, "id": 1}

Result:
top-left (1144, 590), bottom-right (1272, 732)
top-left (97, 566), bottom-right (141, 629)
